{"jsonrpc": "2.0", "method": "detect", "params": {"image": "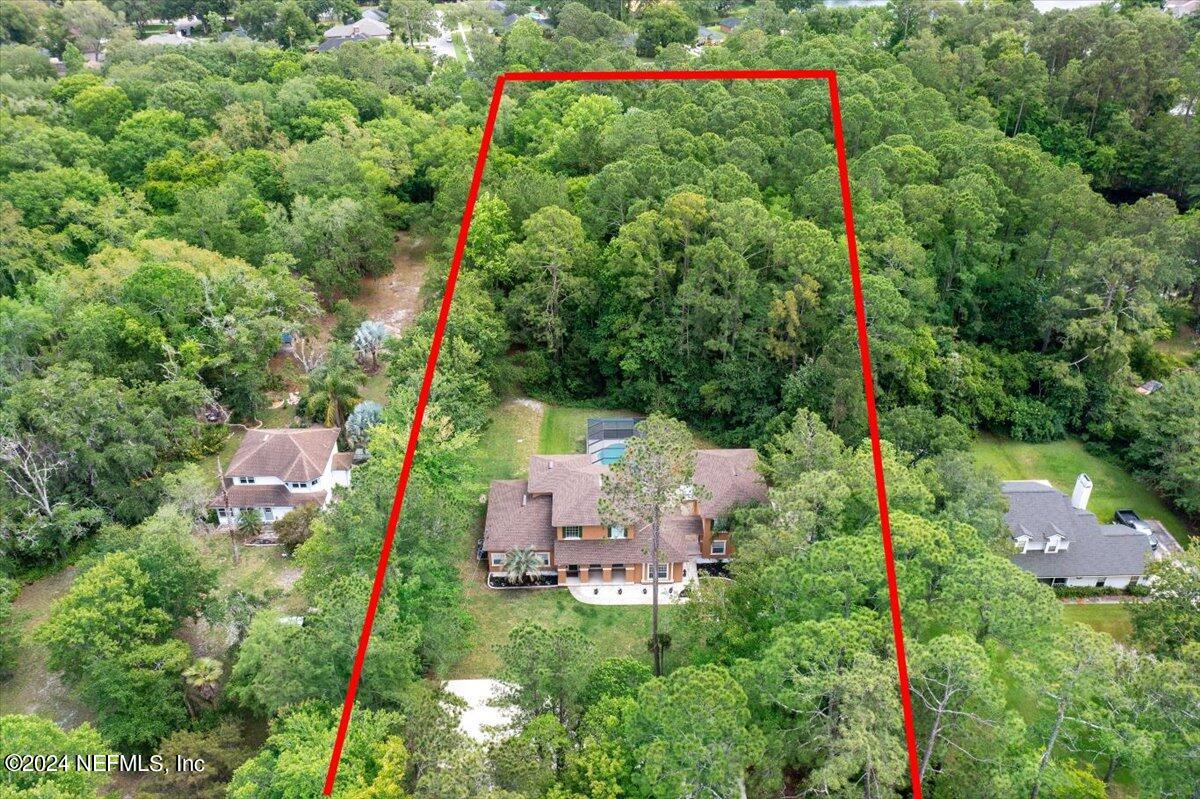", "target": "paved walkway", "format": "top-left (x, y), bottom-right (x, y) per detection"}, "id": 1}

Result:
top-left (443, 679), bottom-right (517, 742)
